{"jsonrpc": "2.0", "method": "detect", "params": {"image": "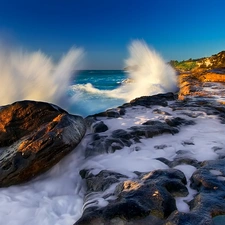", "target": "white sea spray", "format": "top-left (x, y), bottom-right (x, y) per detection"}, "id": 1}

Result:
top-left (71, 40), bottom-right (178, 102)
top-left (0, 44), bottom-right (84, 109)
